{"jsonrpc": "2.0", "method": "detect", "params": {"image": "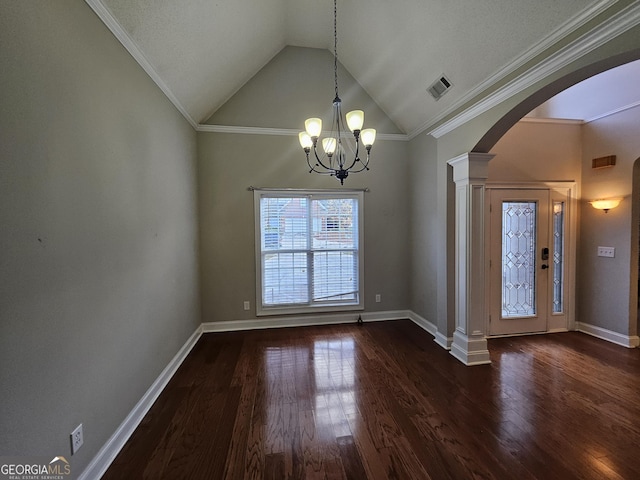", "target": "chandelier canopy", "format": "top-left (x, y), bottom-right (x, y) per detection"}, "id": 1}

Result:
top-left (298, 0), bottom-right (376, 185)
